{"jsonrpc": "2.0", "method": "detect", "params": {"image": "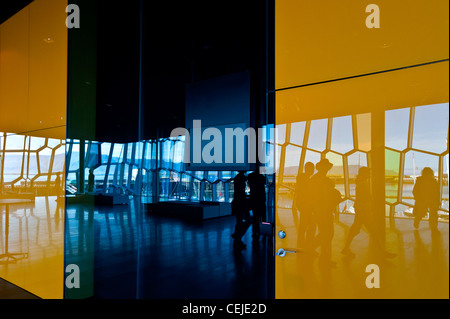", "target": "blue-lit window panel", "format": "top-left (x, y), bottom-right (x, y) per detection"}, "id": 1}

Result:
top-left (290, 121), bottom-right (306, 146)
top-left (106, 164), bottom-right (118, 190)
top-left (194, 171), bottom-right (204, 180)
top-left (86, 142), bottom-right (101, 169)
top-left (123, 163), bottom-right (130, 188)
top-left (151, 141), bottom-right (157, 169)
top-left (331, 116), bottom-right (354, 154)
top-left (227, 180), bottom-right (234, 202)
top-left (207, 171), bottom-right (218, 182)
top-left (276, 124), bottom-right (286, 145)
top-left (191, 178), bottom-right (201, 201)
top-left (385, 108), bottom-right (410, 151)
top-left (146, 144), bottom-right (156, 170)
top-left (180, 174), bottom-right (191, 200)
top-left (141, 169), bottom-right (152, 197)
top-left (5, 134), bottom-right (25, 150)
top-left (93, 165), bottom-right (108, 182)
top-left (307, 118), bottom-right (328, 152)
top-left (126, 143), bottom-right (134, 164)
top-left (134, 142), bottom-right (144, 167)
top-left (159, 169), bottom-right (170, 199)
top-left (168, 171), bottom-right (181, 200)
top-left (68, 143), bottom-right (80, 171)
top-left (220, 171), bottom-right (232, 180)
top-left (101, 143), bottom-right (112, 164)
top-left (203, 182), bottom-right (213, 201)
top-left (111, 143), bottom-right (124, 164)
top-left (413, 103), bottom-right (449, 154)
top-left (216, 181), bottom-right (225, 202)
top-left (173, 140), bottom-right (185, 172)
